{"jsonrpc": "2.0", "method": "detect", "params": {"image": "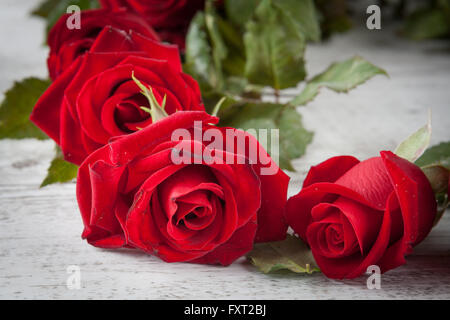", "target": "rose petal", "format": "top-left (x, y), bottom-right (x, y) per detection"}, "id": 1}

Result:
top-left (59, 101), bottom-right (89, 165)
top-left (77, 145), bottom-right (114, 240)
top-left (308, 204), bottom-right (359, 257)
top-left (303, 156), bottom-right (360, 188)
top-left (375, 151), bottom-right (437, 272)
top-left (381, 151), bottom-right (436, 245)
top-left (336, 157), bottom-right (393, 210)
top-left (218, 127), bottom-right (288, 242)
top-left (130, 31), bottom-right (182, 72)
top-left (191, 216), bottom-right (258, 266)
top-left (87, 234), bottom-right (126, 249)
top-left (30, 57), bottom-right (83, 143)
top-left (286, 182), bottom-right (379, 241)
top-left (108, 111), bottom-right (217, 165)
top-left (345, 192), bottom-right (396, 278)
top-left (332, 197), bottom-right (384, 255)
top-left (157, 165), bottom-right (218, 216)
top-left (88, 160), bottom-right (126, 233)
